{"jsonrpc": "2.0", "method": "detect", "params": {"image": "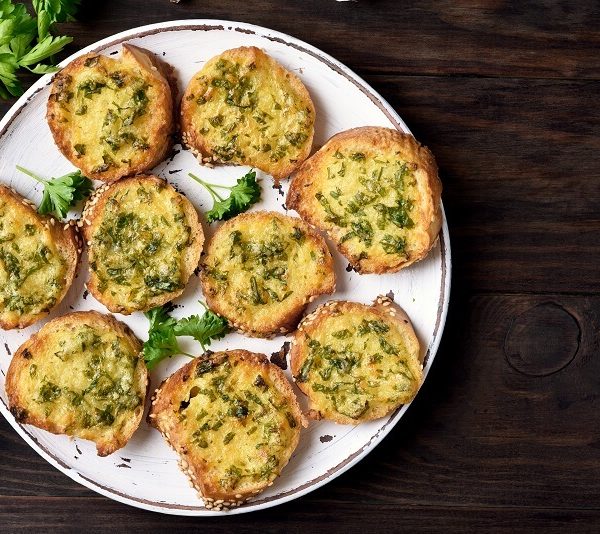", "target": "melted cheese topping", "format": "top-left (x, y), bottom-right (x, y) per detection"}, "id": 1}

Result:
top-left (178, 356), bottom-right (298, 492)
top-left (0, 197), bottom-right (67, 323)
top-left (52, 55), bottom-right (163, 174)
top-left (89, 181), bottom-right (192, 310)
top-left (203, 213), bottom-right (331, 329)
top-left (296, 307), bottom-right (421, 420)
top-left (184, 51), bottom-right (313, 170)
top-left (311, 149), bottom-right (419, 262)
top-left (18, 322), bottom-right (143, 440)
